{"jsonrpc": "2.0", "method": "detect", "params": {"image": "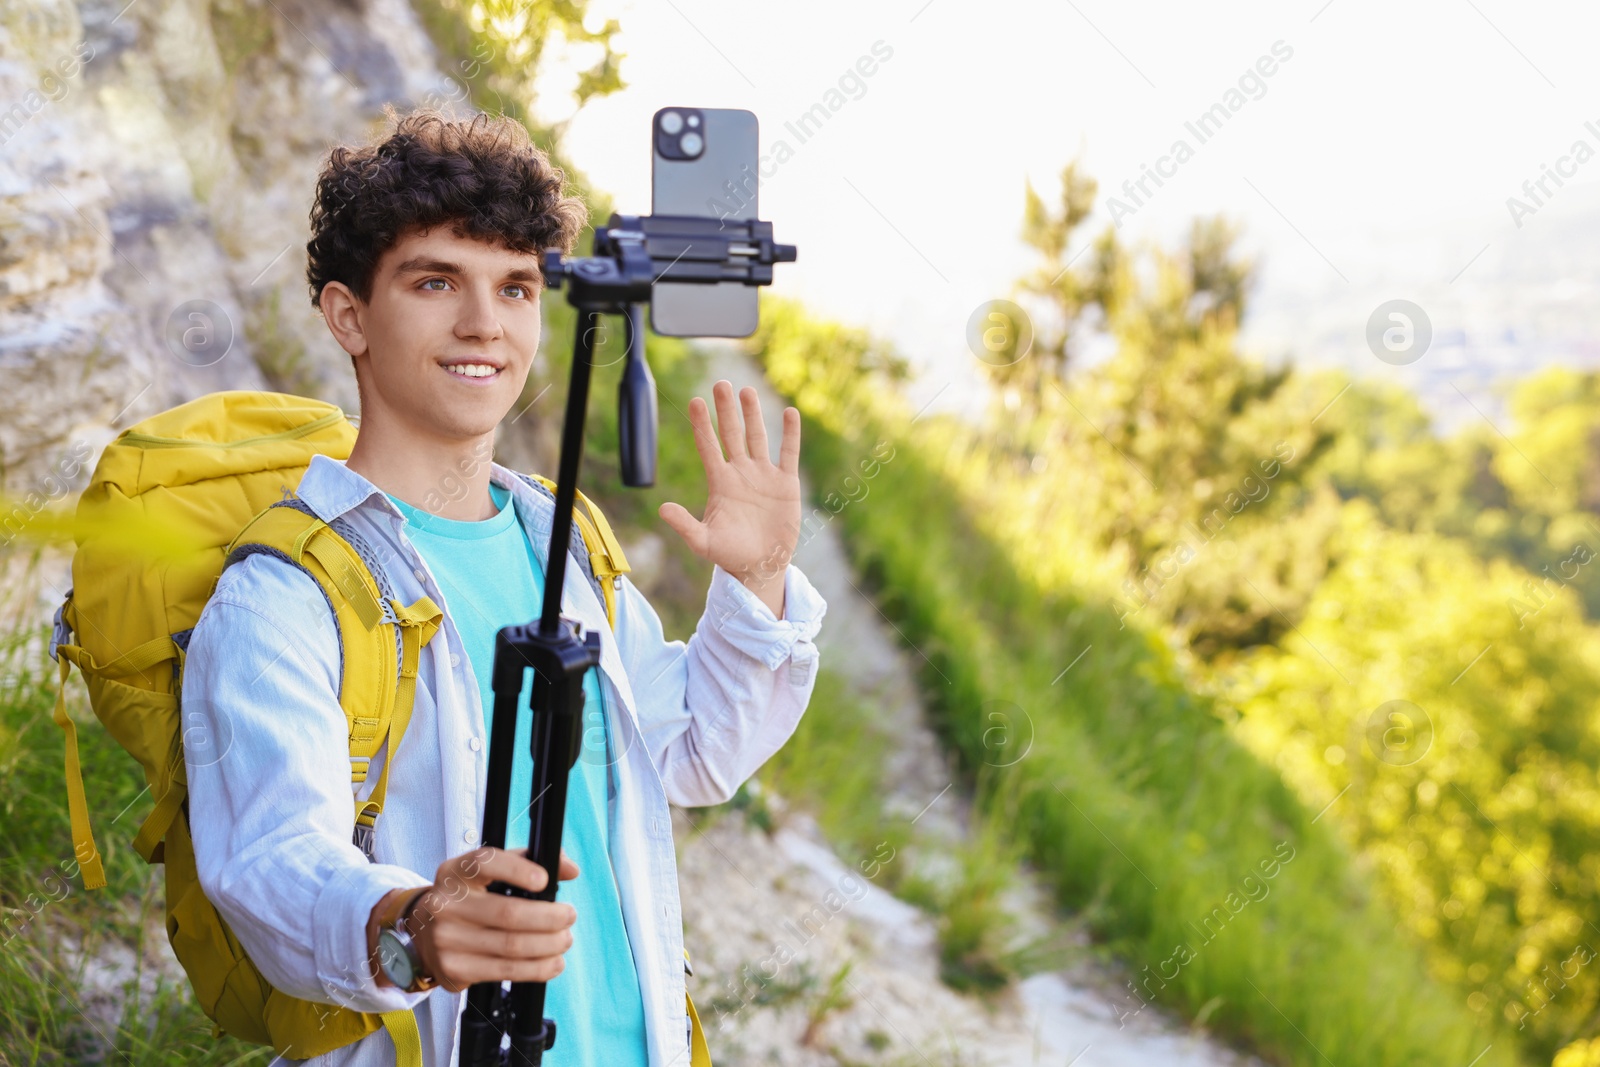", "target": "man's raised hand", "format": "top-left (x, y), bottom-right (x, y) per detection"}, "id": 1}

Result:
top-left (657, 379), bottom-right (802, 617)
